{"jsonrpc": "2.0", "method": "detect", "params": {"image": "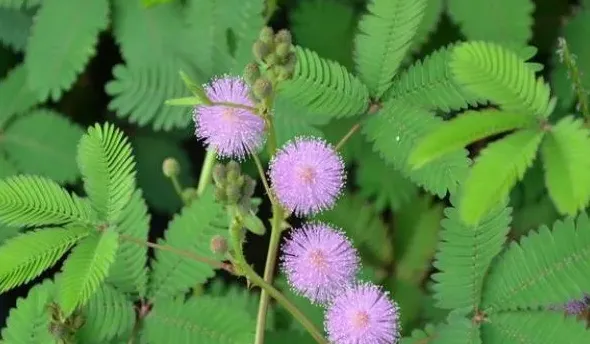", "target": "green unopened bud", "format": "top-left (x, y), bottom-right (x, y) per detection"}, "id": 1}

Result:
top-left (253, 78), bottom-right (273, 99)
top-left (210, 235), bottom-right (228, 255)
top-left (235, 175), bottom-right (246, 188)
top-left (275, 42), bottom-right (291, 58)
top-left (212, 164), bottom-right (226, 185)
top-left (214, 186), bottom-right (227, 202)
top-left (182, 187), bottom-right (197, 202)
top-left (265, 52), bottom-right (279, 66)
top-left (226, 161), bottom-right (240, 175)
top-left (244, 63), bottom-right (260, 86)
top-left (259, 26), bottom-right (274, 44)
top-left (242, 178), bottom-right (256, 198)
top-left (226, 184), bottom-right (242, 204)
top-left (253, 41), bottom-right (271, 61)
top-left (275, 66), bottom-right (292, 81)
top-left (274, 29), bottom-right (292, 45)
top-left (284, 52), bottom-right (297, 72)
top-left (162, 158), bottom-right (180, 177)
